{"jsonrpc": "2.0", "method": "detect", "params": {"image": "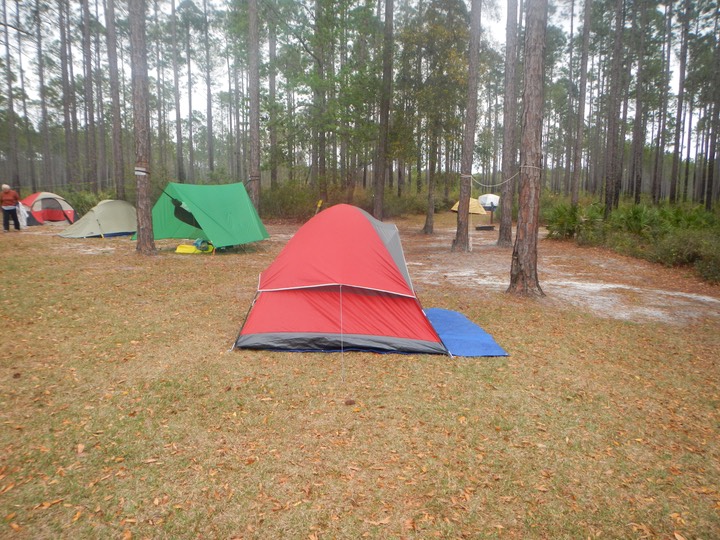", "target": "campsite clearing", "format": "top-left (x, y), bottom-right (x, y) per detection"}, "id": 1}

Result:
top-left (1, 212), bottom-right (719, 539)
